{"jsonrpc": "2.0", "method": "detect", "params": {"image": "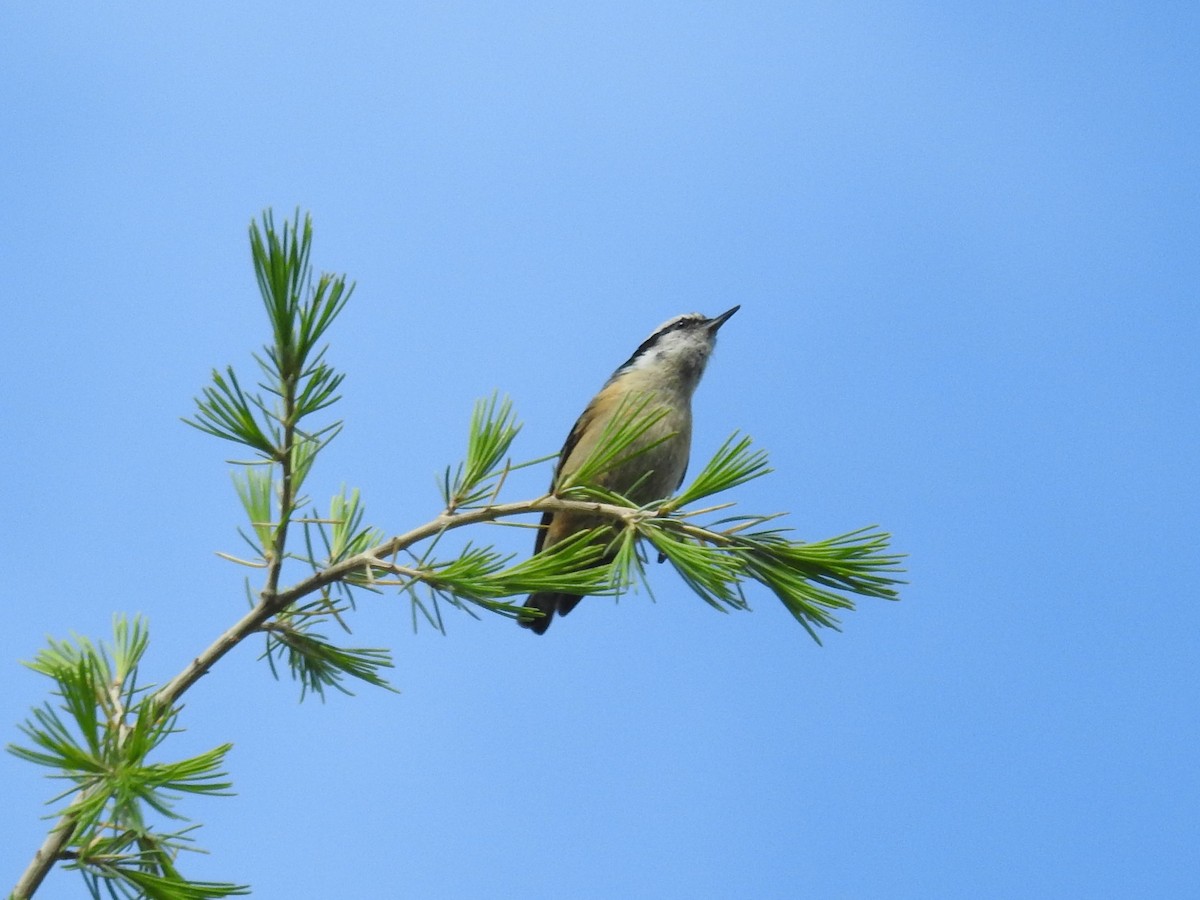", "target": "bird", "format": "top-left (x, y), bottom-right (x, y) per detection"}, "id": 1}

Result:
top-left (519, 305), bottom-right (739, 634)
